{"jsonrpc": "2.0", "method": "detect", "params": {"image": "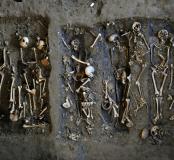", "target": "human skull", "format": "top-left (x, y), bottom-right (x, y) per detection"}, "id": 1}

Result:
top-left (19, 36), bottom-right (29, 48)
top-left (150, 125), bottom-right (160, 136)
top-left (158, 29), bottom-right (169, 42)
top-left (36, 38), bottom-right (45, 50)
top-left (108, 33), bottom-right (119, 43)
top-left (132, 22), bottom-right (141, 32)
top-left (85, 65), bottom-right (95, 78)
top-left (71, 39), bottom-right (80, 51)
